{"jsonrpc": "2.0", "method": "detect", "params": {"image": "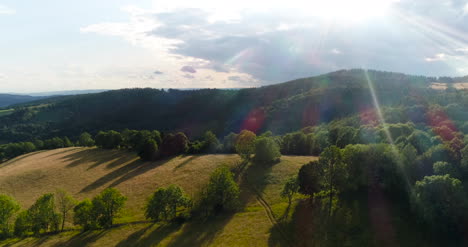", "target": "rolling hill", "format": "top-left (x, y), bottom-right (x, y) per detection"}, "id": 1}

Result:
top-left (0, 69), bottom-right (442, 143)
top-left (0, 94), bottom-right (46, 108)
top-left (0, 147), bottom-right (316, 247)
